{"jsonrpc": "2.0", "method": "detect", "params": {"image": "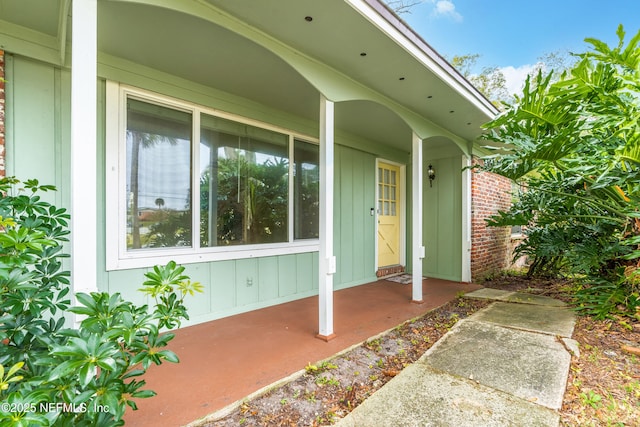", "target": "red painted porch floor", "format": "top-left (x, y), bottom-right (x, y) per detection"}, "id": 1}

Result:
top-left (124, 278), bottom-right (481, 426)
